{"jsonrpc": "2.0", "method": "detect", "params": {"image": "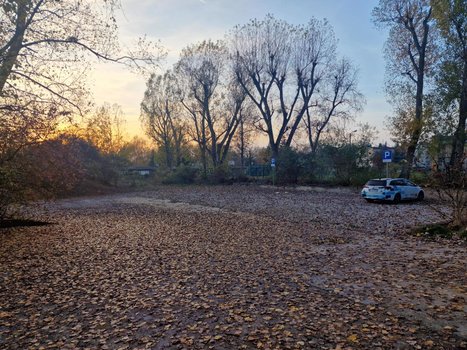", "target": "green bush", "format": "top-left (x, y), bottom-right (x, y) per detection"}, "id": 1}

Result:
top-left (411, 170), bottom-right (430, 186)
top-left (208, 164), bottom-right (232, 184)
top-left (162, 165), bottom-right (199, 184)
top-left (421, 224), bottom-right (453, 238)
top-left (348, 168), bottom-right (381, 187)
top-left (276, 147), bottom-right (304, 184)
top-left (412, 223), bottom-right (467, 241)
